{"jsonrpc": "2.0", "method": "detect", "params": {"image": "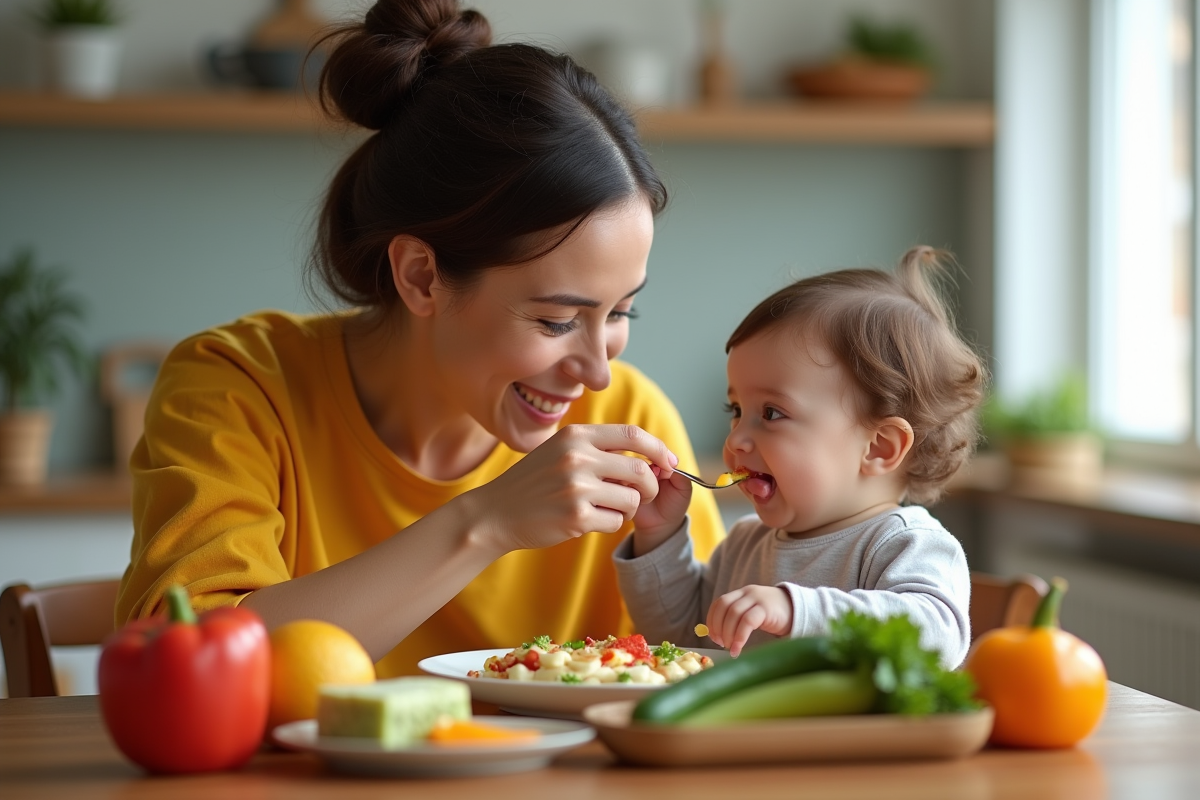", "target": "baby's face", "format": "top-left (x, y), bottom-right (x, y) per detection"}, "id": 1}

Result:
top-left (722, 328), bottom-right (878, 537)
